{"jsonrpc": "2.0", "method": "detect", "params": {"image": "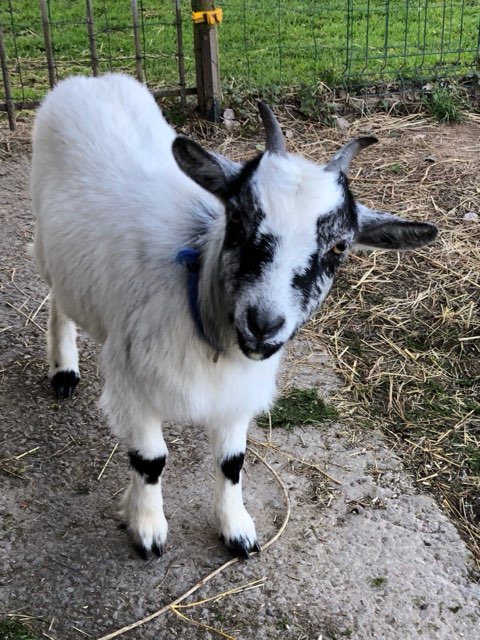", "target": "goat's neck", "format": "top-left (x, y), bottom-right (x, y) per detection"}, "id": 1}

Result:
top-left (197, 233), bottom-right (233, 357)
